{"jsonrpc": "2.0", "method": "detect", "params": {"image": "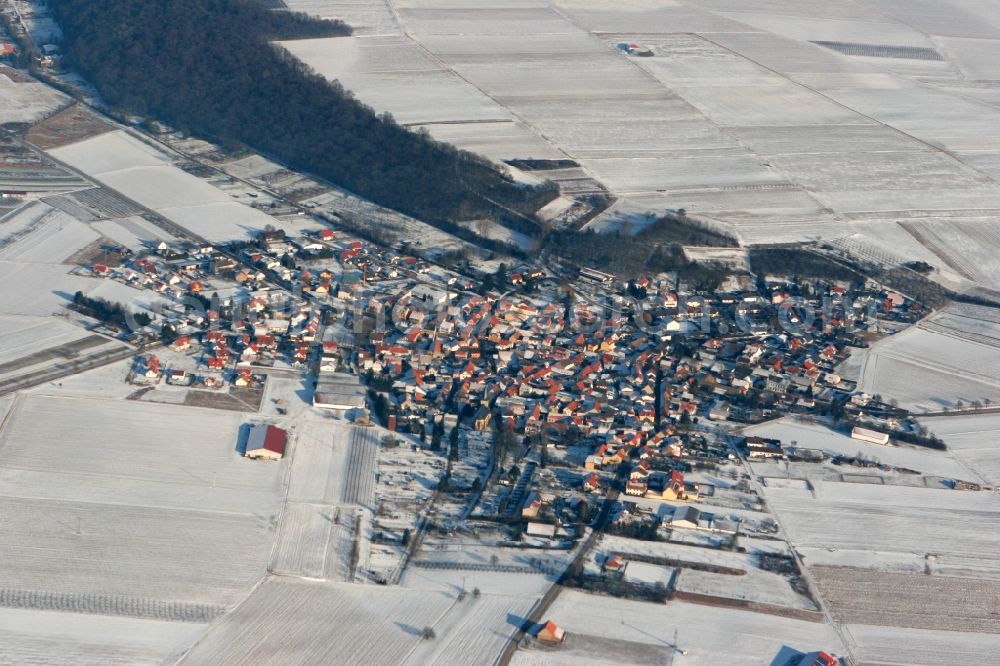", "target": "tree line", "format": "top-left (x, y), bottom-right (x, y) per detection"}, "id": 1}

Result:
top-left (49, 0), bottom-right (556, 228)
